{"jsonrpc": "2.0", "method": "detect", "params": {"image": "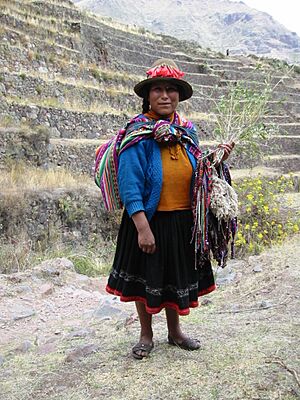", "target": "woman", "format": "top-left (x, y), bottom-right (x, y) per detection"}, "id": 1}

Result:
top-left (95, 59), bottom-right (234, 359)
